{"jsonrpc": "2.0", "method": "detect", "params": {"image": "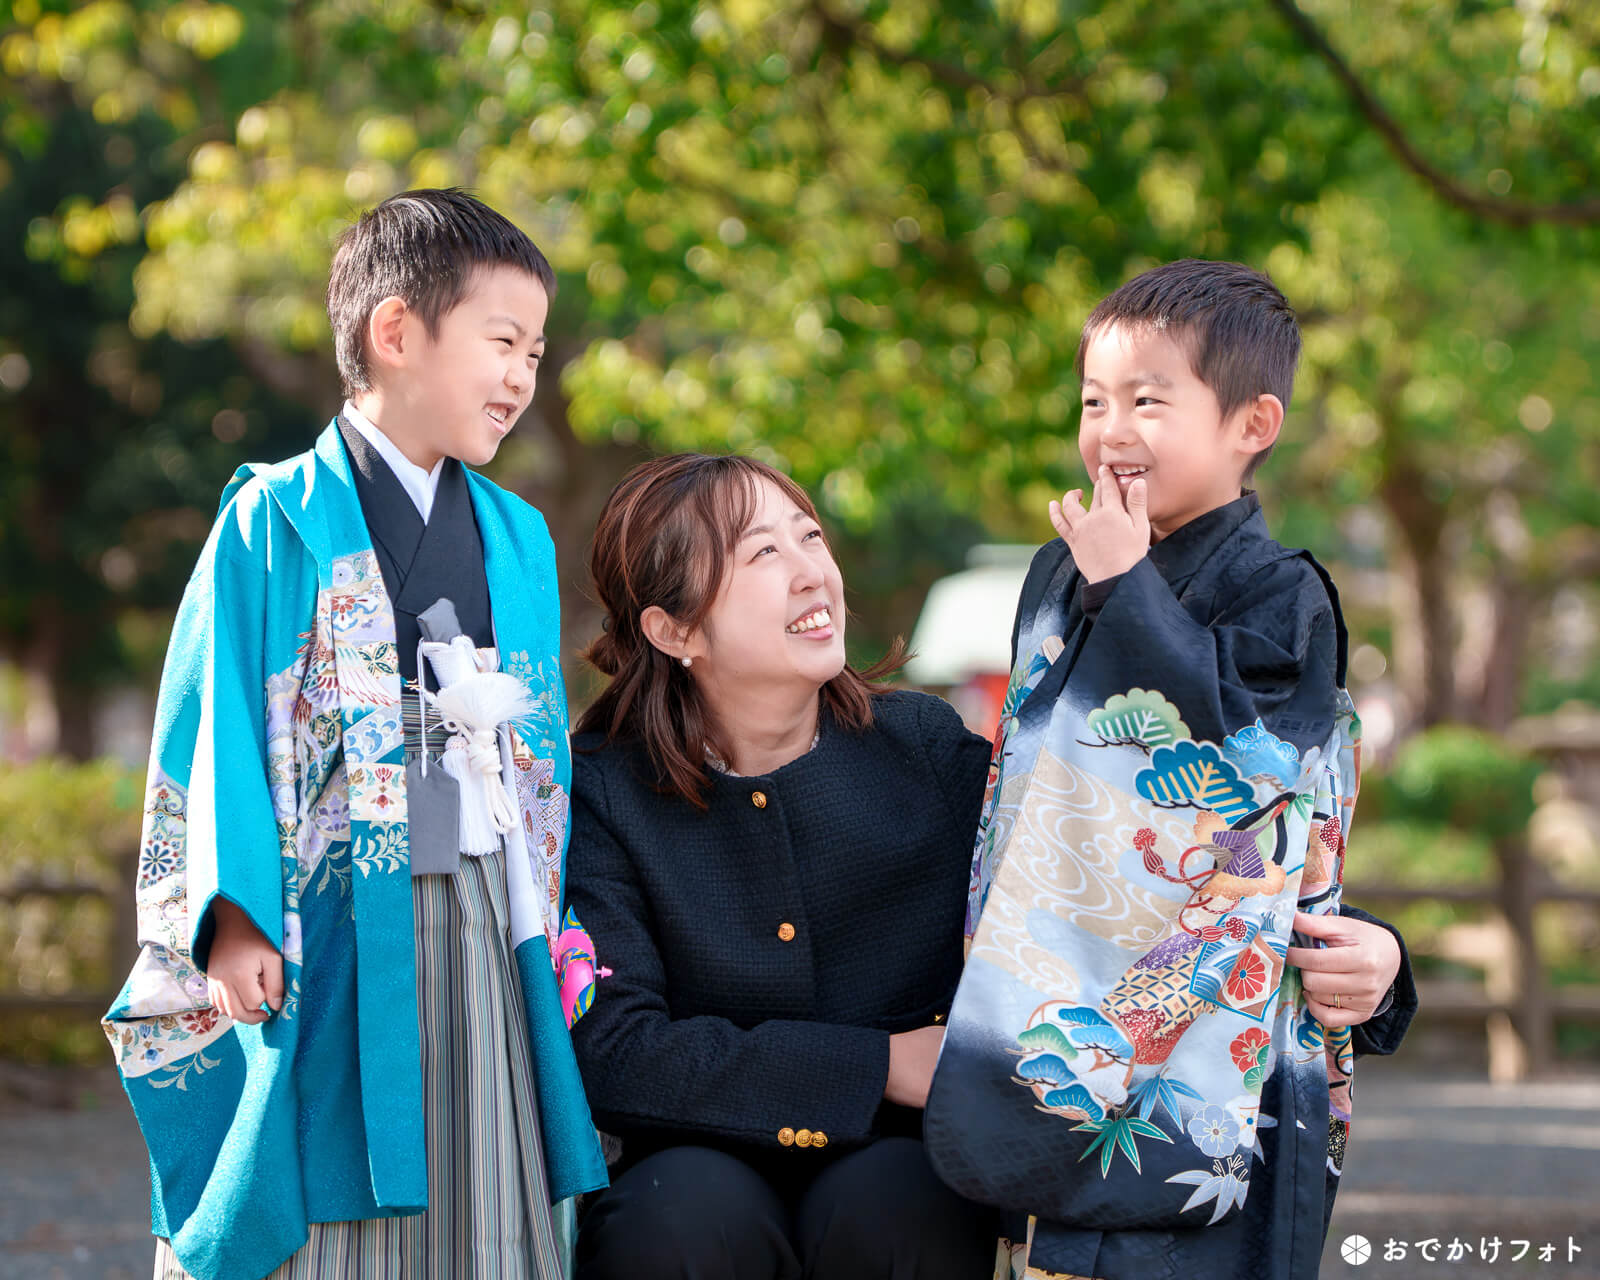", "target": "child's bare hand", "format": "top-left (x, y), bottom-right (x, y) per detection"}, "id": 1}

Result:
top-left (205, 898), bottom-right (284, 1025)
top-left (1287, 910), bottom-right (1401, 1029)
top-left (1048, 466), bottom-right (1150, 583)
